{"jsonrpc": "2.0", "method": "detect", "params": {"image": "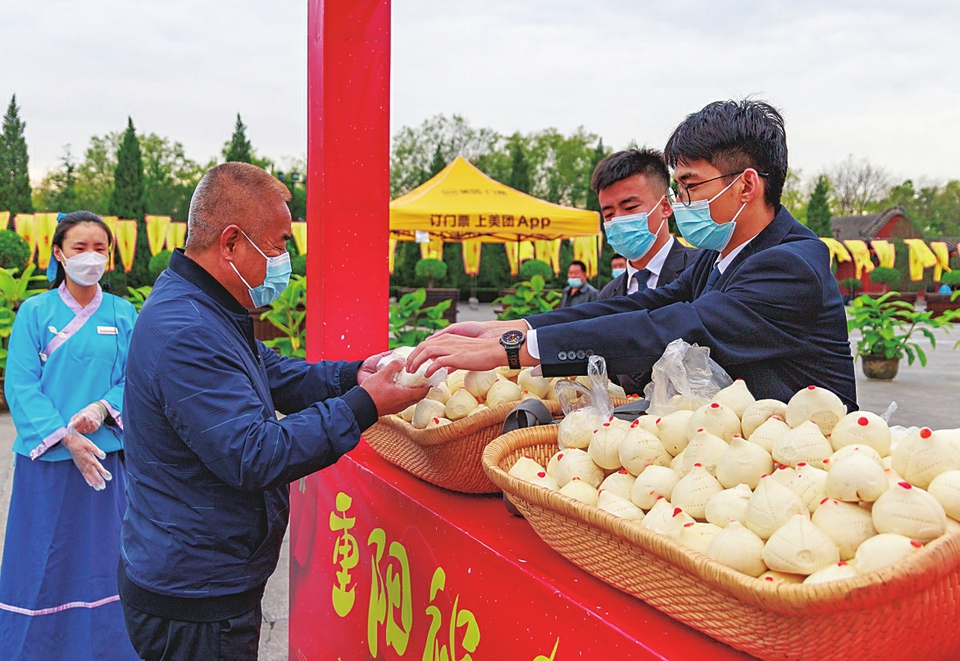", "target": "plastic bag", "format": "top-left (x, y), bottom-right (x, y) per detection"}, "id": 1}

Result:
top-left (643, 338), bottom-right (733, 416)
top-left (377, 347), bottom-right (448, 389)
top-left (555, 355), bottom-right (615, 449)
